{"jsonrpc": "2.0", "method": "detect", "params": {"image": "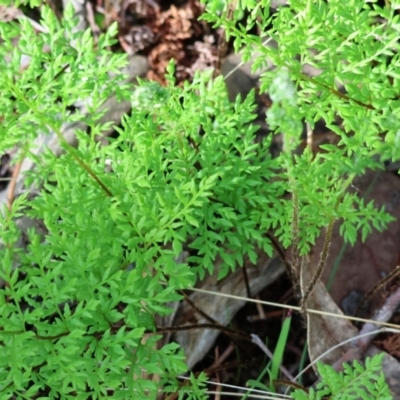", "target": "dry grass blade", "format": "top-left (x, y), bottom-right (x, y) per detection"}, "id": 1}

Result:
top-left (189, 287), bottom-right (400, 330)
top-left (205, 392), bottom-right (288, 399)
top-left (178, 376), bottom-right (292, 400)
